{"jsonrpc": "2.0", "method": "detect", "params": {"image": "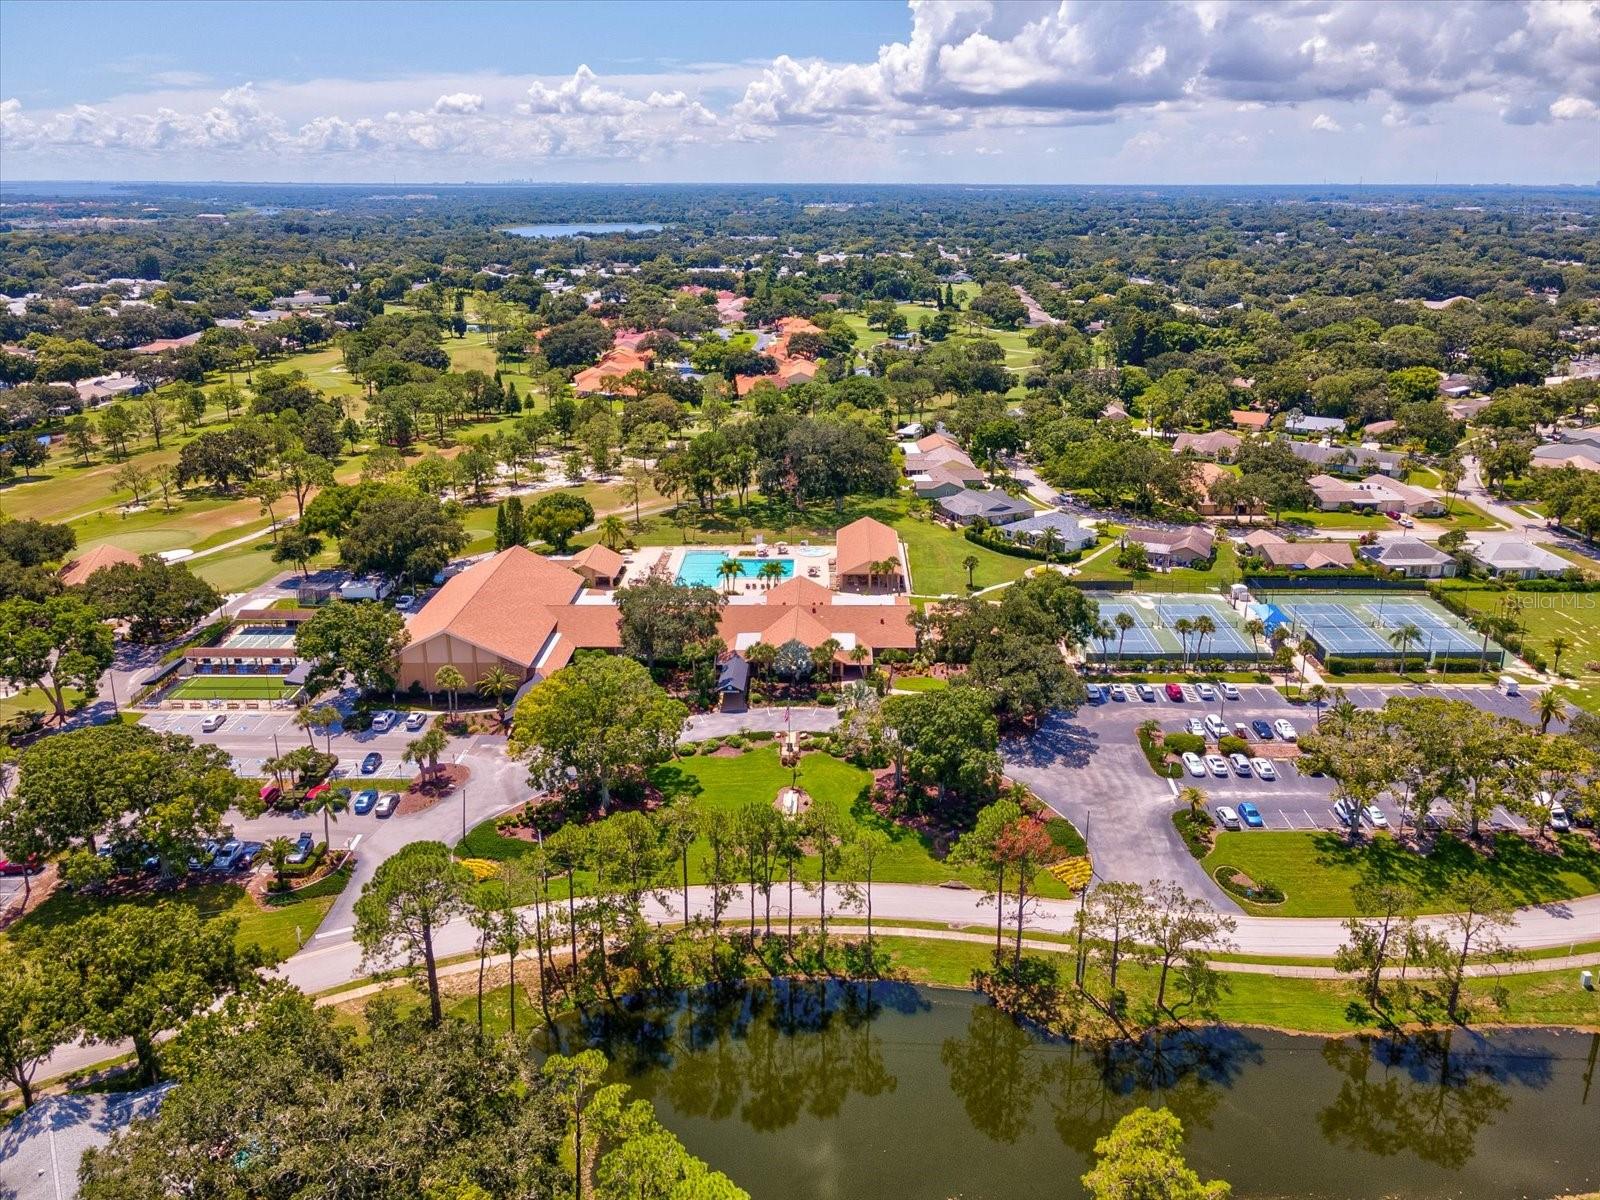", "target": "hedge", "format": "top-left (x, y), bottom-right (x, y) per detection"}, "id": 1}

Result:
top-left (1212, 864), bottom-right (1286, 905)
top-left (1138, 728), bottom-right (1182, 779)
top-left (964, 524), bottom-right (1090, 564)
top-left (1325, 655), bottom-right (1488, 675)
top-left (1163, 731), bottom-right (1205, 755)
